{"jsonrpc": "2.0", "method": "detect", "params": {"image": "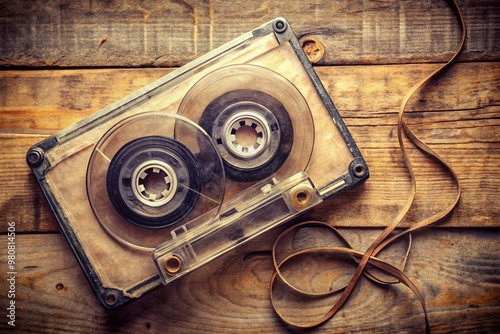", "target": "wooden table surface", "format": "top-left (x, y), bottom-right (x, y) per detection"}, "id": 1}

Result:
top-left (1, 0), bottom-right (499, 333)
